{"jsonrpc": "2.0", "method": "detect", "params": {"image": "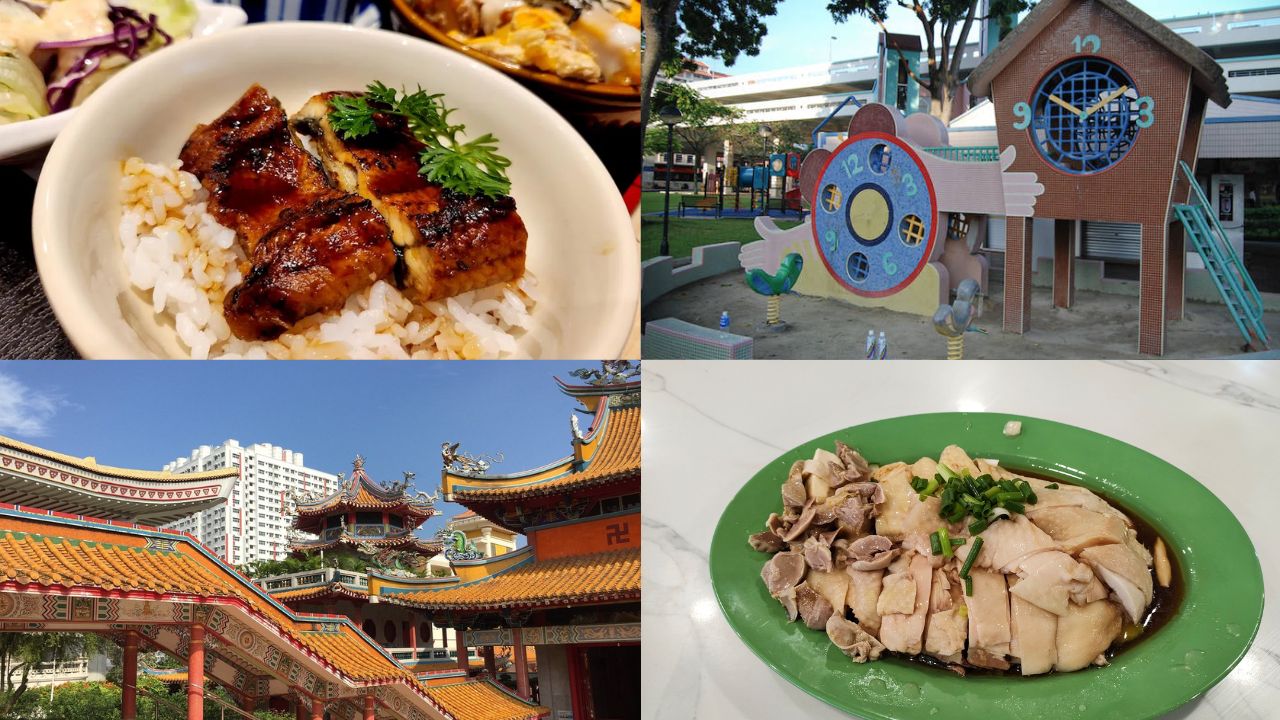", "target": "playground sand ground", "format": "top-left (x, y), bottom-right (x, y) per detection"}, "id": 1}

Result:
top-left (643, 272), bottom-right (1280, 359)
